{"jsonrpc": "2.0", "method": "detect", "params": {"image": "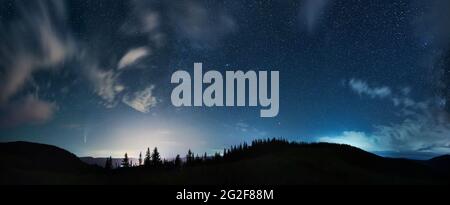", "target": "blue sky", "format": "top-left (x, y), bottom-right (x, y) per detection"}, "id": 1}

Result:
top-left (1, 0), bottom-right (450, 160)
